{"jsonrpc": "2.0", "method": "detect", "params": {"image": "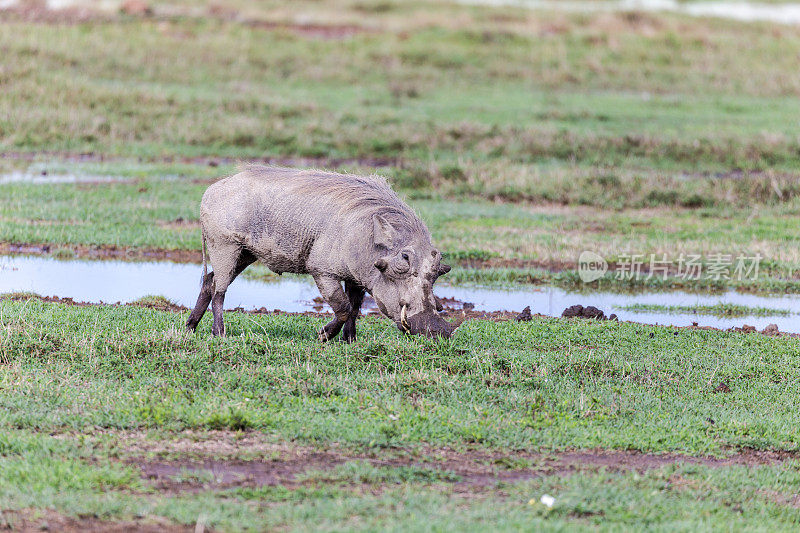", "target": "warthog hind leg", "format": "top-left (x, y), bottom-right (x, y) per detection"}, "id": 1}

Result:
top-left (186, 271), bottom-right (215, 332)
top-left (201, 246), bottom-right (256, 336)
